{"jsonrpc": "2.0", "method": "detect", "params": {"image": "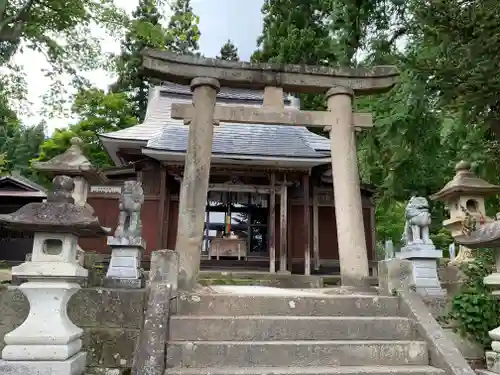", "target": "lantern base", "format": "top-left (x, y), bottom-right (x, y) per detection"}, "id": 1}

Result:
top-left (0, 351), bottom-right (86, 375)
